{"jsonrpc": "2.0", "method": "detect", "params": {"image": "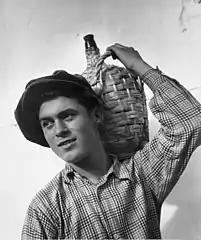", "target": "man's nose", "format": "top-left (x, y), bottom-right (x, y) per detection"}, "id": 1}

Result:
top-left (55, 120), bottom-right (70, 137)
